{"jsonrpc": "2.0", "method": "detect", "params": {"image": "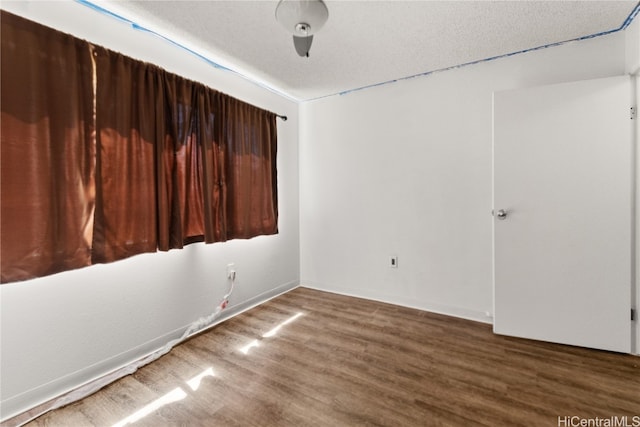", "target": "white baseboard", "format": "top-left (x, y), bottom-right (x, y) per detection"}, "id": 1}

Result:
top-left (0, 280), bottom-right (299, 425)
top-left (301, 281), bottom-right (493, 325)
